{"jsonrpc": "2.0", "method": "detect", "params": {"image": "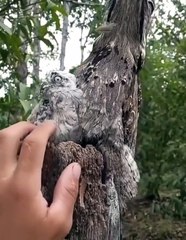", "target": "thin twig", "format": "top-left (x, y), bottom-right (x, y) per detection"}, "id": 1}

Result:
top-left (66, 0), bottom-right (102, 7)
